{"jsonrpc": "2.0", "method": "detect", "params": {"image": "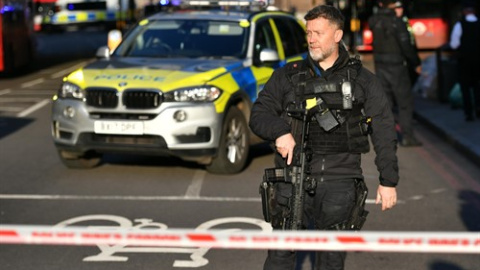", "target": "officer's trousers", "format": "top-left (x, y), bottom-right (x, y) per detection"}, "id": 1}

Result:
top-left (458, 59), bottom-right (480, 119)
top-left (374, 62), bottom-right (415, 139)
top-left (263, 178), bottom-right (356, 270)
